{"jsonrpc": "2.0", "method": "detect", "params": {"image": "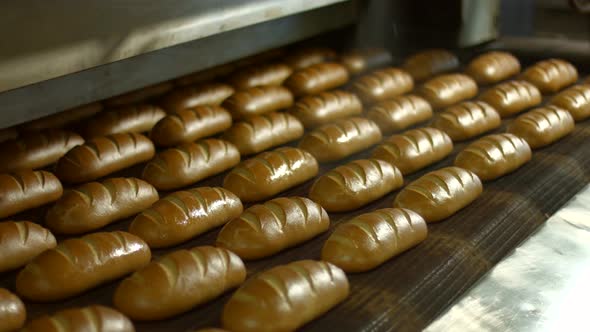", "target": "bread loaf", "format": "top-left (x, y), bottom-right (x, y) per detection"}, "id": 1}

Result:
top-left (106, 82), bottom-right (174, 108)
top-left (228, 63), bottom-right (292, 89)
top-left (114, 246), bottom-right (246, 320)
top-left (284, 63), bottom-right (349, 96)
top-left (0, 221), bottom-right (56, 272)
top-left (522, 58), bottom-right (578, 94)
top-left (366, 95), bottom-right (433, 134)
top-left (16, 231), bottom-right (151, 301)
top-left (222, 86), bottom-right (293, 119)
top-left (432, 101), bottom-right (501, 141)
top-left (20, 102), bottom-right (102, 131)
top-left (0, 288), bottom-right (25, 332)
top-left (402, 49), bottom-right (459, 82)
top-left (466, 51), bottom-right (521, 84)
top-left (222, 112), bottom-right (303, 155)
top-left (222, 260), bottom-right (349, 332)
top-left (507, 106), bottom-right (575, 149)
top-left (352, 67), bottom-right (414, 104)
top-left (130, 187), bottom-right (243, 248)
top-left (394, 166), bottom-right (482, 222)
top-left (142, 139), bottom-right (240, 190)
top-left (419, 74), bottom-right (478, 109)
top-left (223, 147), bottom-right (318, 202)
top-left (0, 130), bottom-right (84, 172)
top-left (84, 104), bottom-right (165, 138)
top-left (322, 208), bottom-right (427, 272)
top-left (284, 47), bottom-right (337, 69)
top-left (0, 126), bottom-right (17, 143)
top-left (480, 80), bottom-right (542, 117)
top-left (0, 170), bottom-right (63, 219)
top-left (160, 83), bottom-right (235, 113)
top-left (288, 90), bottom-right (362, 128)
top-left (550, 84), bottom-right (590, 121)
top-left (150, 105), bottom-right (232, 147)
top-left (175, 63), bottom-right (235, 87)
top-left (455, 133), bottom-right (532, 181)
top-left (46, 178), bottom-right (158, 235)
top-left (21, 305), bottom-right (134, 332)
top-left (339, 48), bottom-right (393, 75)
top-left (55, 133), bottom-right (155, 183)
top-left (298, 117), bottom-right (382, 163)
top-left (309, 159), bottom-right (403, 212)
